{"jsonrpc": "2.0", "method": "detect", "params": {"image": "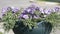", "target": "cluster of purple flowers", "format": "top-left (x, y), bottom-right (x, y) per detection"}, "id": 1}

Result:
top-left (1, 7), bottom-right (20, 16)
top-left (2, 5), bottom-right (60, 19)
top-left (19, 5), bottom-right (60, 19)
top-left (19, 5), bottom-right (40, 19)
